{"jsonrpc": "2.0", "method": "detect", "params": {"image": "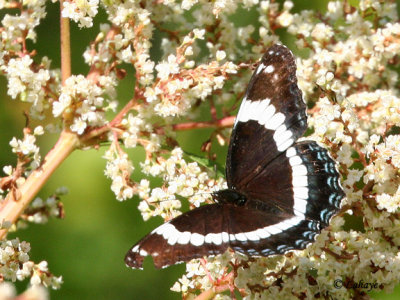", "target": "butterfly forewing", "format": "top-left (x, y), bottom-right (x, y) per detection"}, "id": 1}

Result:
top-left (226, 44), bottom-right (307, 190)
